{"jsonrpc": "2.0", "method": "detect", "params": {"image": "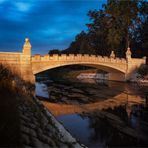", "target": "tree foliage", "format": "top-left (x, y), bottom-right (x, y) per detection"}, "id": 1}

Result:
top-left (137, 65), bottom-right (148, 79)
top-left (63, 0), bottom-right (148, 58)
top-left (48, 49), bottom-right (61, 55)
